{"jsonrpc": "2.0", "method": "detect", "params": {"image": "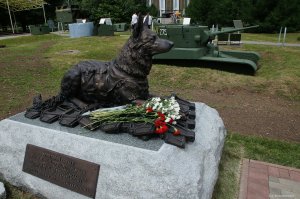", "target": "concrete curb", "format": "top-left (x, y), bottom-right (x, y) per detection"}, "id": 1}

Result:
top-left (243, 41), bottom-right (300, 47)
